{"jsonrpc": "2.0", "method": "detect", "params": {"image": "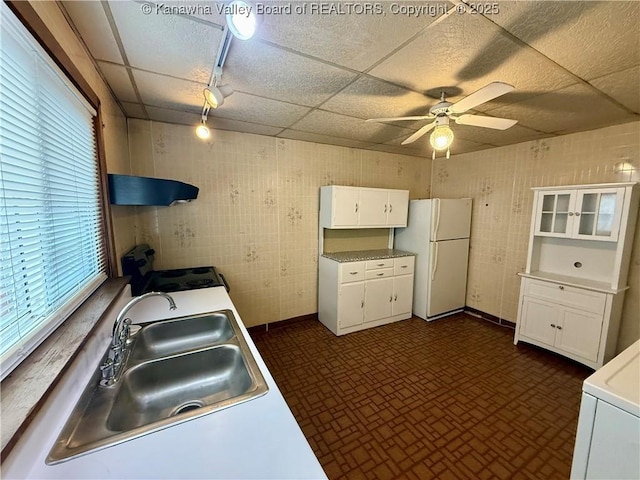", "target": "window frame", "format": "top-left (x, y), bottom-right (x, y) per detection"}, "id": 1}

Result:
top-left (1, 0), bottom-right (119, 459)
